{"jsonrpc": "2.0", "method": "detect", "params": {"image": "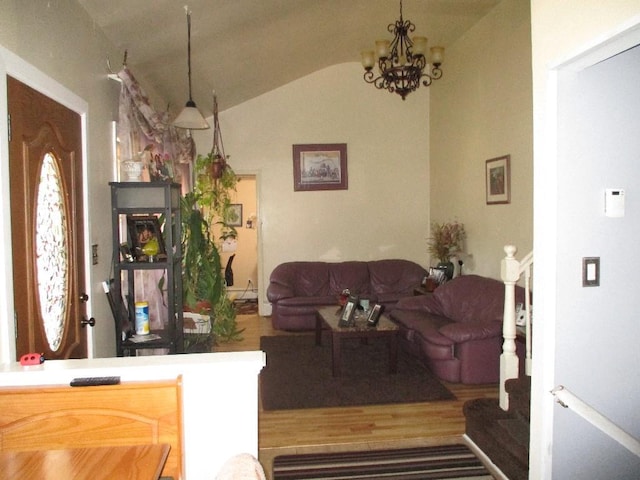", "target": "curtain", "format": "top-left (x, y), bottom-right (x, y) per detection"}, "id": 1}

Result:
top-left (116, 66), bottom-right (195, 333)
top-left (117, 66), bottom-right (195, 189)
